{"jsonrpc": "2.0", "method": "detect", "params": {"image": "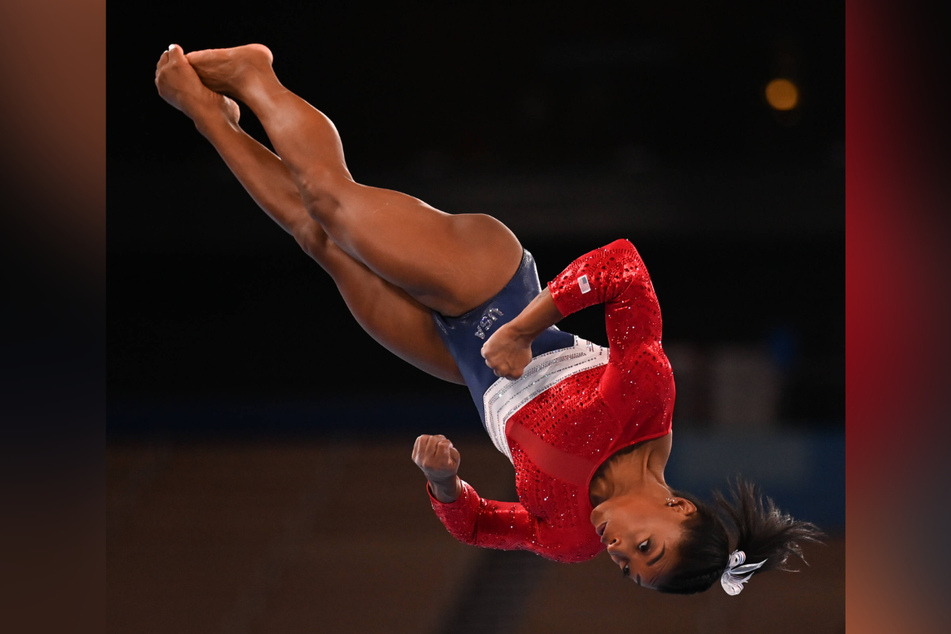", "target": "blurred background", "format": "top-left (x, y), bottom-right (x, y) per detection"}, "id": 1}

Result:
top-left (107, 2), bottom-right (843, 633)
